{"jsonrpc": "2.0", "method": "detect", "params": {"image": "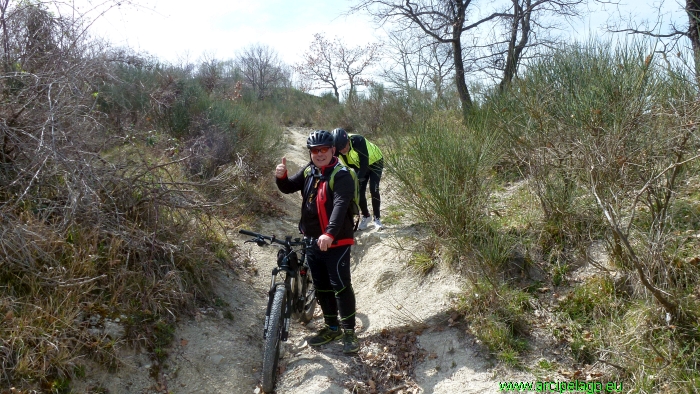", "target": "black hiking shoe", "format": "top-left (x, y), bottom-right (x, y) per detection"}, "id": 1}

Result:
top-left (342, 329), bottom-right (360, 354)
top-left (308, 325), bottom-right (342, 346)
